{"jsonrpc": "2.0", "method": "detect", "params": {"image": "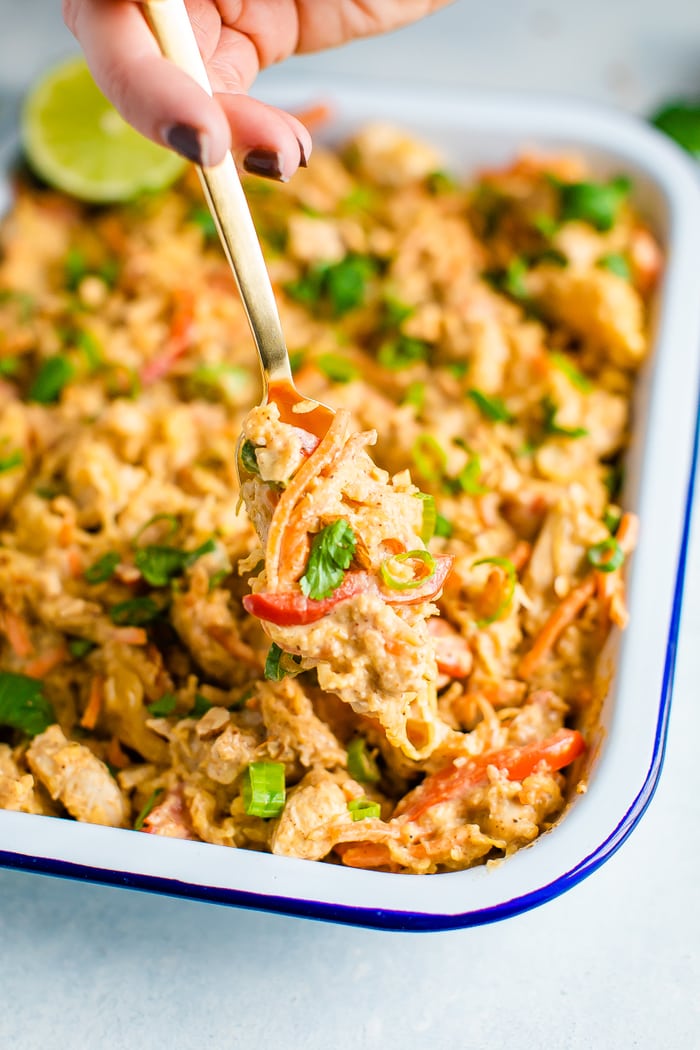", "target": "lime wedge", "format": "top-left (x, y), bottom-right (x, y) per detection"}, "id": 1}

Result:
top-left (21, 57), bottom-right (186, 203)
